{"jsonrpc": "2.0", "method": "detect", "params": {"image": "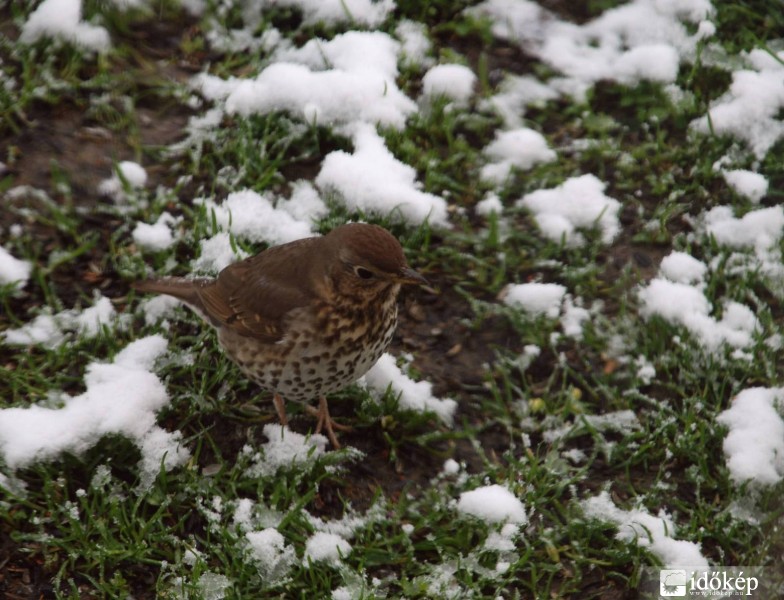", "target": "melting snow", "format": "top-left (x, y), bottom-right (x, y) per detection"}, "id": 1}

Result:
top-left (3, 292), bottom-right (119, 347)
top-left (421, 63), bottom-right (477, 105)
top-left (0, 246), bottom-right (32, 289)
top-left (700, 205), bottom-right (784, 250)
top-left (191, 231), bottom-right (250, 275)
top-left (659, 252), bottom-right (707, 285)
top-left (0, 336), bottom-right (189, 489)
top-left (501, 282), bottom-right (566, 318)
top-left (470, 0), bottom-right (713, 99)
top-left (316, 124), bottom-right (449, 227)
top-left (582, 491), bottom-right (708, 568)
top-left (245, 528), bottom-right (297, 581)
top-left (195, 32), bottom-right (415, 130)
top-left (639, 278), bottom-right (759, 353)
top-left (457, 484), bottom-right (527, 525)
top-left (98, 161), bottom-right (148, 203)
top-left (20, 0), bottom-right (111, 53)
top-left (691, 49), bottom-right (784, 159)
top-left (139, 295), bottom-right (182, 327)
top-left (721, 169), bottom-right (768, 204)
top-left (396, 20), bottom-right (433, 68)
top-left (245, 424), bottom-right (327, 478)
top-left (501, 283), bottom-right (590, 339)
top-left (132, 212), bottom-right (181, 252)
top-left (198, 572), bottom-right (232, 600)
top-left (717, 387), bottom-right (784, 485)
top-left (361, 353), bottom-right (457, 425)
top-left (304, 532), bottom-right (352, 565)
top-left (475, 193), bottom-right (503, 216)
top-left (258, 0), bottom-right (394, 27)
top-left (517, 174), bottom-right (621, 246)
top-left (482, 74), bottom-right (559, 128)
top-left (480, 128), bottom-right (556, 184)
top-left (196, 189), bottom-right (316, 246)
